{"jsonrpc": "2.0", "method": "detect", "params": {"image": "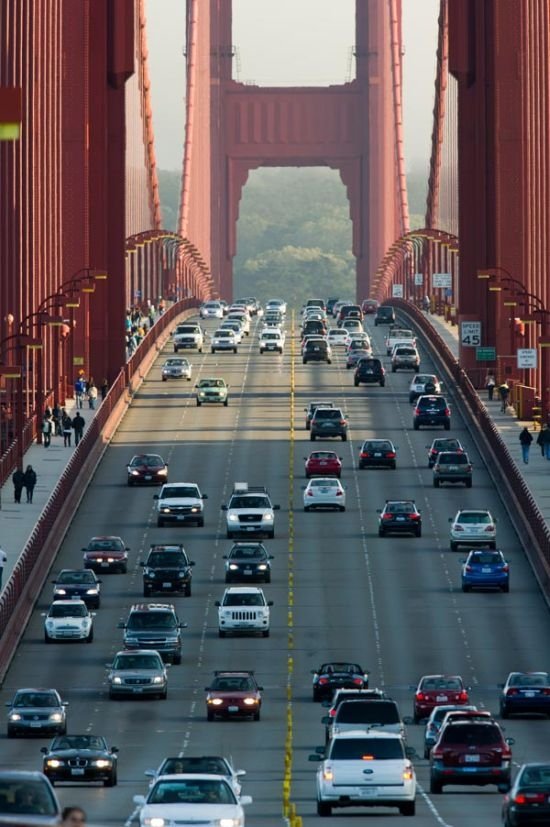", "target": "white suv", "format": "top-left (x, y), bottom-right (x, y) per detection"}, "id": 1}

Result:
top-left (449, 509), bottom-right (497, 551)
top-left (173, 323), bottom-right (204, 353)
top-left (154, 482), bottom-right (207, 527)
top-left (259, 329), bottom-right (284, 354)
top-left (216, 587), bottom-right (273, 637)
top-left (310, 730), bottom-right (416, 817)
top-left (222, 483), bottom-right (280, 539)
